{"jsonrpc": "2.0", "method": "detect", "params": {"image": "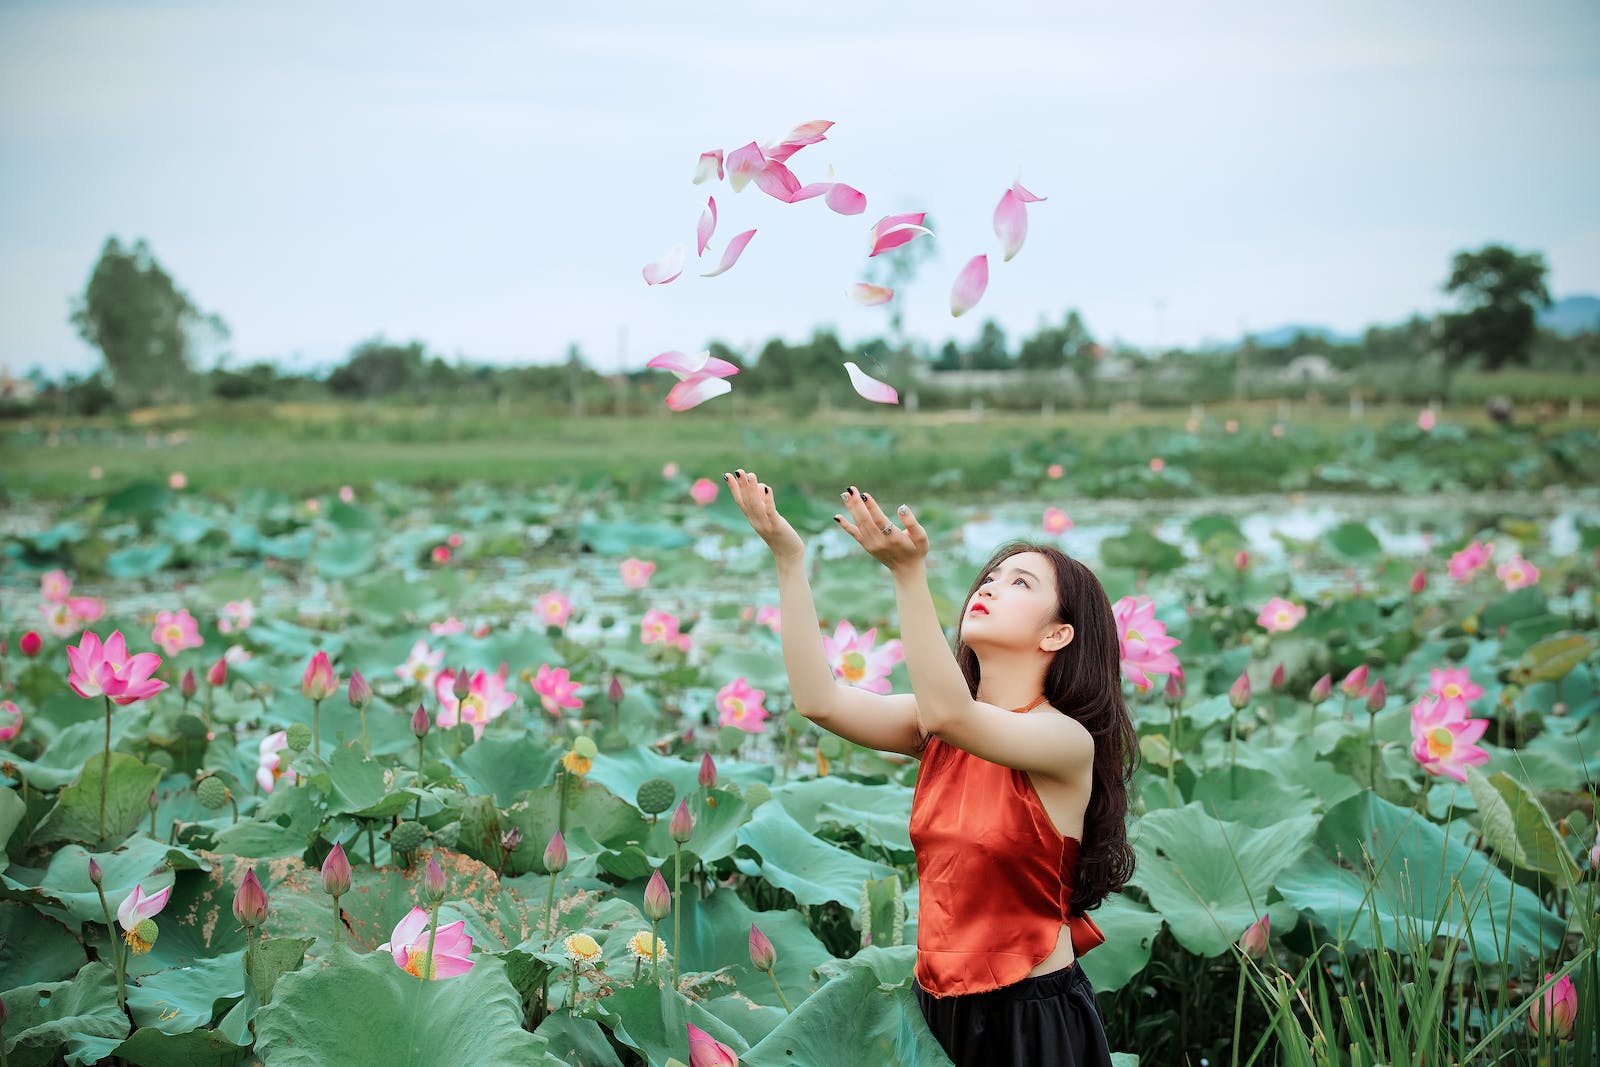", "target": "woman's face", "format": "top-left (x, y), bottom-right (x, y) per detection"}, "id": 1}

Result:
top-left (960, 551), bottom-right (1066, 651)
